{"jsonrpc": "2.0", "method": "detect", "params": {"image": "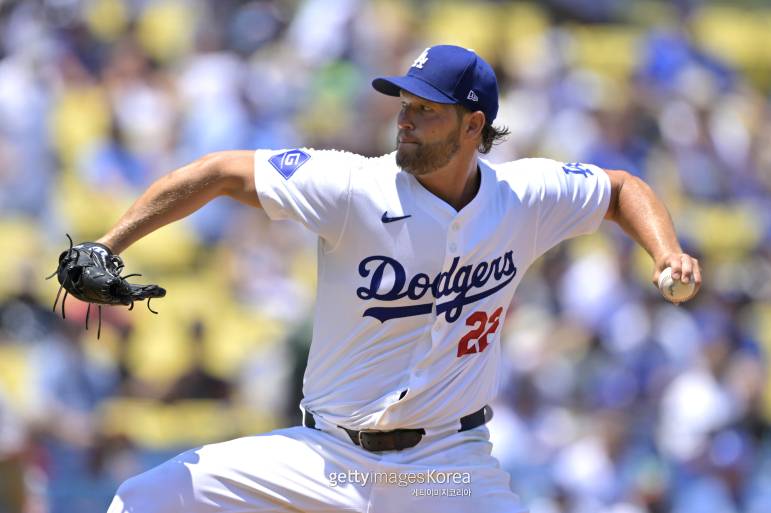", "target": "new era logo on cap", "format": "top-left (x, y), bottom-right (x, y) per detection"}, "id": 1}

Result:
top-left (371, 44), bottom-right (499, 123)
